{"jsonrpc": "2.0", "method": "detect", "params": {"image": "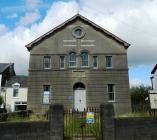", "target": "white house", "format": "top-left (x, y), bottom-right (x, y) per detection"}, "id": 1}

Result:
top-left (150, 64), bottom-right (157, 93)
top-left (2, 76), bottom-right (28, 112)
